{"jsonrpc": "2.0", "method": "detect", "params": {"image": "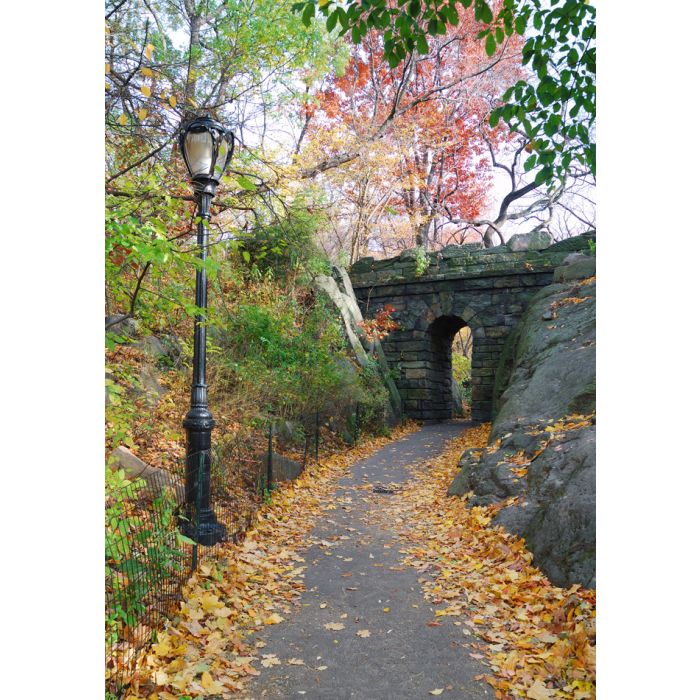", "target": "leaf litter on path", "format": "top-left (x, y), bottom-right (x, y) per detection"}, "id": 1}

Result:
top-left (125, 423), bottom-right (419, 699)
top-left (383, 424), bottom-right (596, 700)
